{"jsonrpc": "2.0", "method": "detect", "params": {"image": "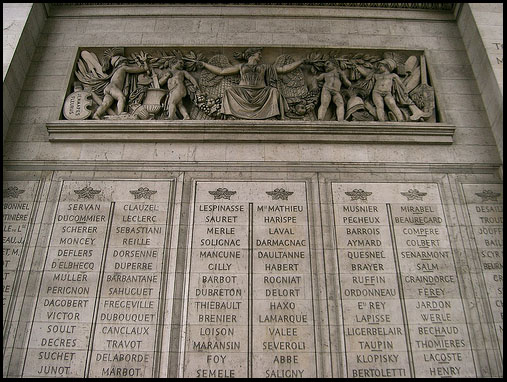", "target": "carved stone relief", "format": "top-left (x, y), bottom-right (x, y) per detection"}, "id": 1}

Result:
top-left (62, 47), bottom-right (437, 123)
